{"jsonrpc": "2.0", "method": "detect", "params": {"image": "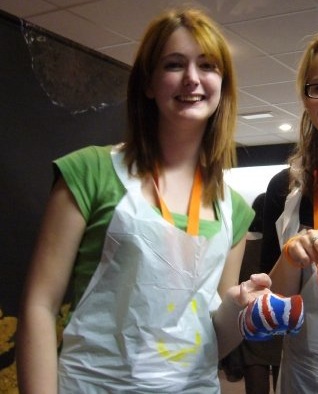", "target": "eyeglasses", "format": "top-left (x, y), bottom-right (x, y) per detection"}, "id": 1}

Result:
top-left (304, 83), bottom-right (318, 99)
